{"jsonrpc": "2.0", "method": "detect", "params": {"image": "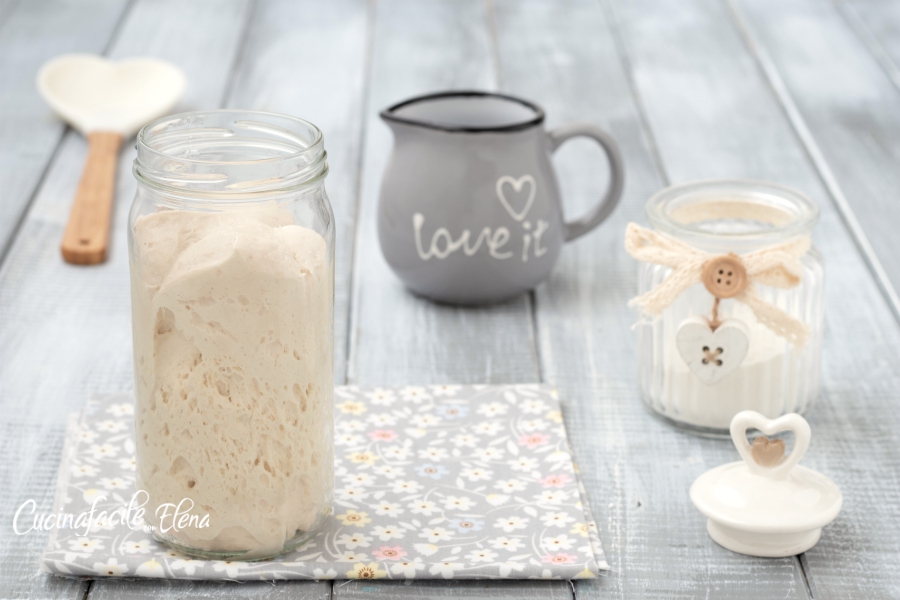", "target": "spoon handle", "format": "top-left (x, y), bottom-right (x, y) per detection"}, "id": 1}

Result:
top-left (61, 131), bottom-right (123, 265)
